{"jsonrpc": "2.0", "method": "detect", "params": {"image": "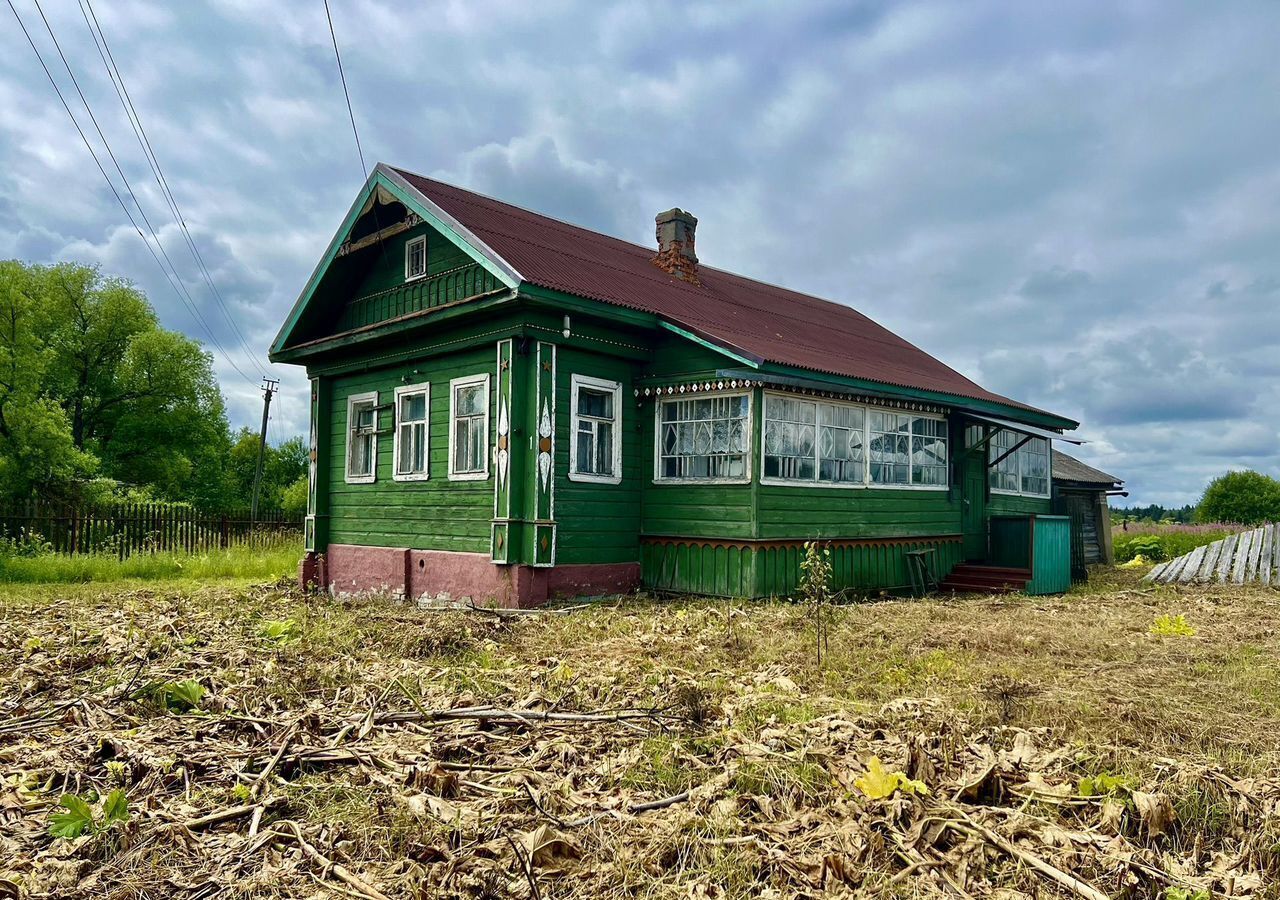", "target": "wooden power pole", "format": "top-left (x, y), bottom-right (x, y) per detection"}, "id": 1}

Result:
top-left (250, 377), bottom-right (279, 523)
